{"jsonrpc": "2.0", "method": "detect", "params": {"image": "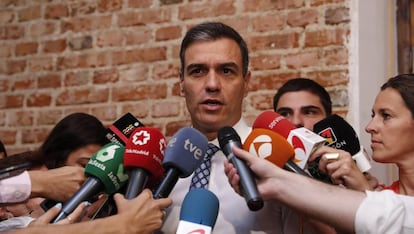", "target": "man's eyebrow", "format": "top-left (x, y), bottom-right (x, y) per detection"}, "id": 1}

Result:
top-left (275, 107), bottom-right (293, 113)
top-left (186, 63), bottom-right (205, 71)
